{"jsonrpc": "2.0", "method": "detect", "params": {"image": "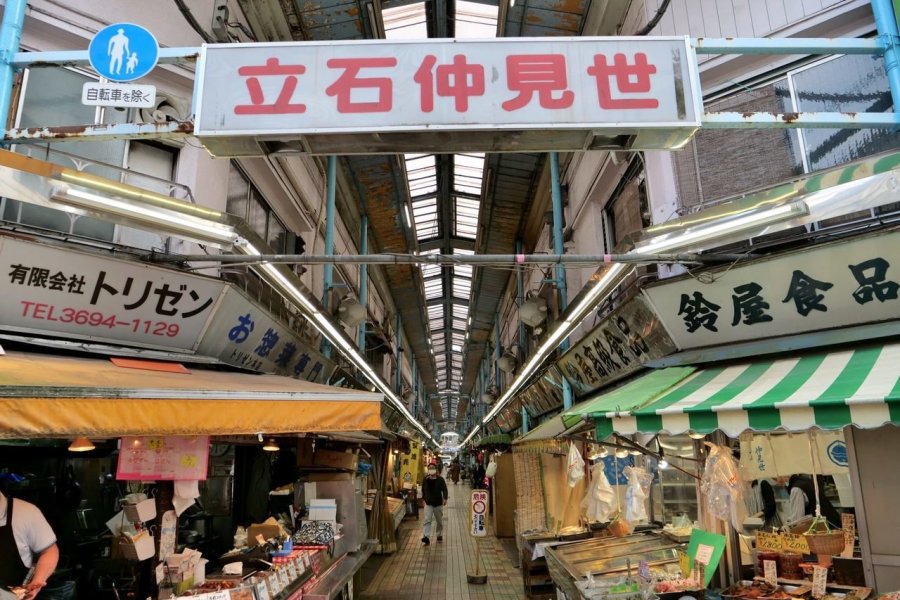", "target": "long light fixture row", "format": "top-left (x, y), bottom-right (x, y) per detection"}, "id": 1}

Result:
top-left (46, 180), bottom-right (438, 447)
top-left (460, 198), bottom-right (810, 447)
